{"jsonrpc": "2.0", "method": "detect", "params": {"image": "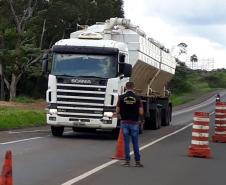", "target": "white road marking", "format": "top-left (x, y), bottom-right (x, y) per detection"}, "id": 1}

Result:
top-left (8, 130), bottom-right (50, 134)
top-left (62, 123), bottom-right (193, 185)
top-left (172, 98), bottom-right (215, 116)
top-left (0, 137), bottom-right (43, 145)
top-left (1, 131), bottom-right (75, 145)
